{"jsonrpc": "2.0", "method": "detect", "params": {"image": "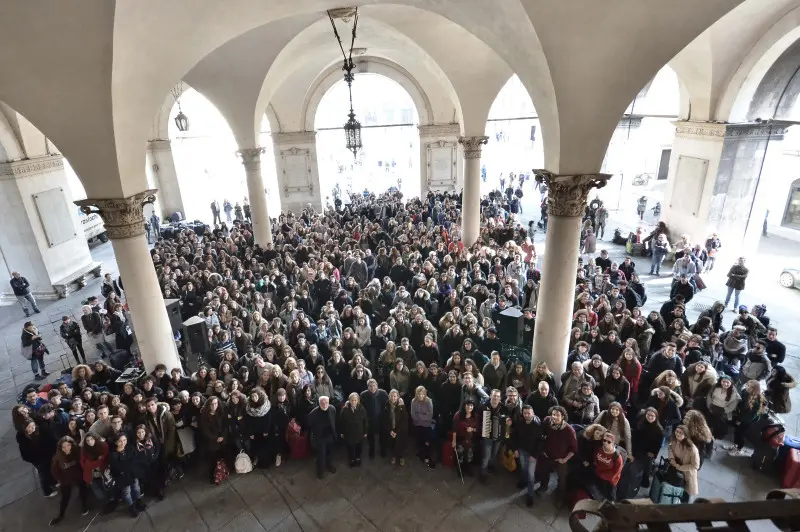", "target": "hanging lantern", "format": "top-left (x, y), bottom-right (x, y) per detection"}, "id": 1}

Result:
top-left (171, 82), bottom-right (190, 133)
top-left (174, 109), bottom-right (189, 132)
top-left (344, 110), bottom-right (362, 157)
